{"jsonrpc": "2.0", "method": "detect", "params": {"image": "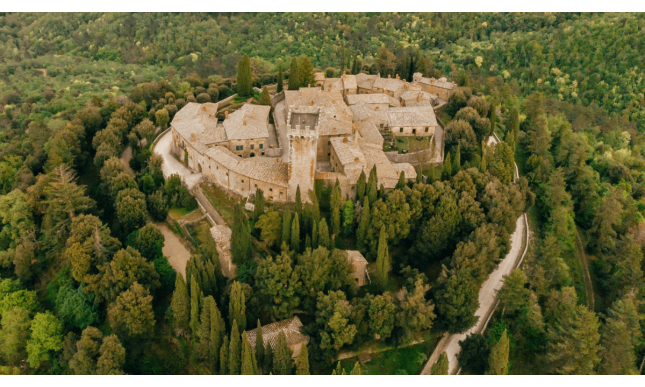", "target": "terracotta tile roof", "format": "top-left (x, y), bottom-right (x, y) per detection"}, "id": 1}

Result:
top-left (346, 250), bottom-right (368, 265)
top-left (392, 163), bottom-right (418, 181)
top-left (385, 106), bottom-right (438, 127)
top-left (373, 77), bottom-right (405, 93)
top-left (330, 137), bottom-right (366, 165)
top-left (388, 96), bottom-right (402, 107)
top-left (205, 146), bottom-right (289, 187)
top-left (223, 104), bottom-right (271, 141)
top-left (341, 74), bottom-right (357, 90)
top-left (171, 102), bottom-right (220, 152)
top-left (346, 93), bottom-right (390, 105)
top-left (358, 141), bottom-right (399, 189)
top-left (245, 316), bottom-right (309, 352)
